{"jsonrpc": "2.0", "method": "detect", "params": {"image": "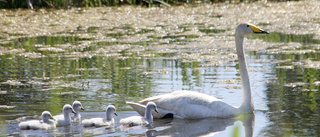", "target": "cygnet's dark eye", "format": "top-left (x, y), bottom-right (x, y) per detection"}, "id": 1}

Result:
top-left (247, 25), bottom-right (249, 27)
